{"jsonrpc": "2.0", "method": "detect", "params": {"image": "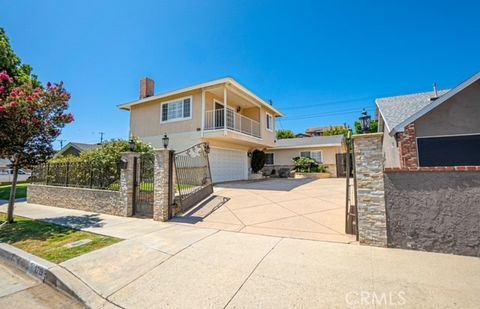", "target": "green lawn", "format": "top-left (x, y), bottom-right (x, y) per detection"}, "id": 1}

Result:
top-left (0, 214), bottom-right (121, 263)
top-left (0, 184), bottom-right (28, 200)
